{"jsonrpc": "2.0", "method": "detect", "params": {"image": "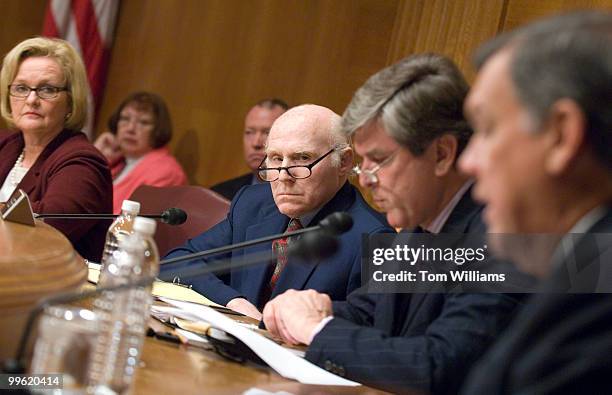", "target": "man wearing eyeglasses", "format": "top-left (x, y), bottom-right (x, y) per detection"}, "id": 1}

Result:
top-left (162, 104), bottom-right (392, 320)
top-left (262, 55), bottom-right (520, 393)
